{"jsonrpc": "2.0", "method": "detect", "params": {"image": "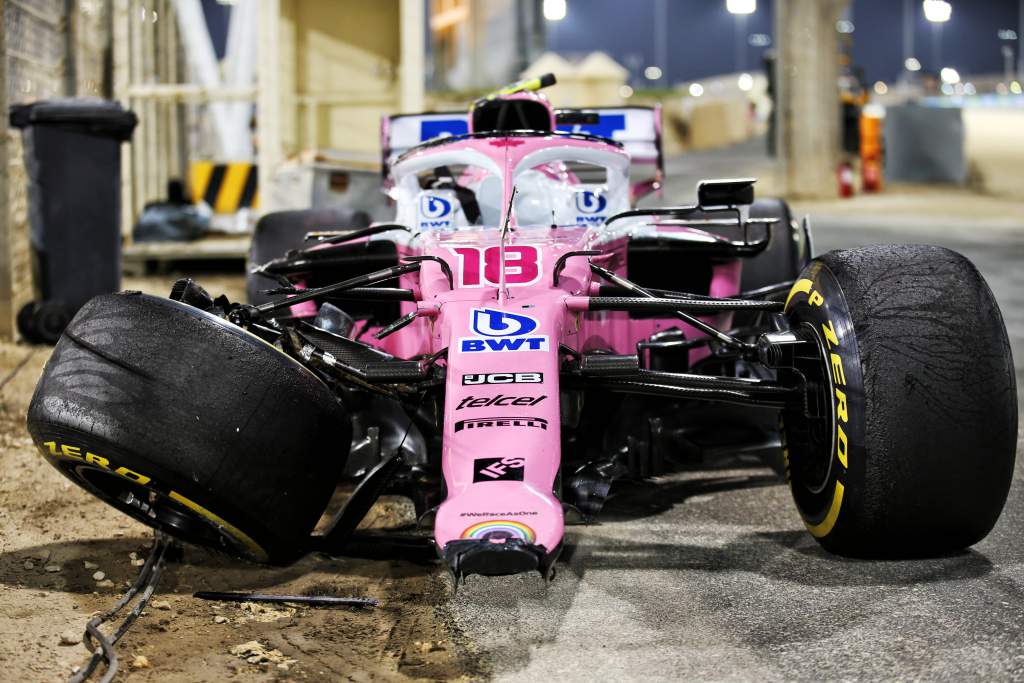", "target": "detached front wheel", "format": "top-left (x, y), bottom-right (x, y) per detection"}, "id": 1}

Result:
top-left (27, 292), bottom-right (351, 564)
top-left (782, 244), bottom-right (1016, 557)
